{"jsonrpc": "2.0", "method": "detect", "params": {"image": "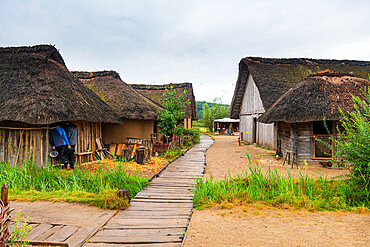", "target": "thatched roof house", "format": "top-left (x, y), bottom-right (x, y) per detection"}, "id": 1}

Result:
top-left (259, 72), bottom-right (370, 124)
top-left (130, 83), bottom-right (198, 128)
top-left (72, 71), bottom-right (163, 120)
top-left (230, 57), bottom-right (370, 149)
top-left (73, 71), bottom-right (164, 143)
top-left (231, 57), bottom-right (370, 119)
top-left (0, 45), bottom-right (122, 165)
top-left (259, 72), bottom-right (370, 164)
